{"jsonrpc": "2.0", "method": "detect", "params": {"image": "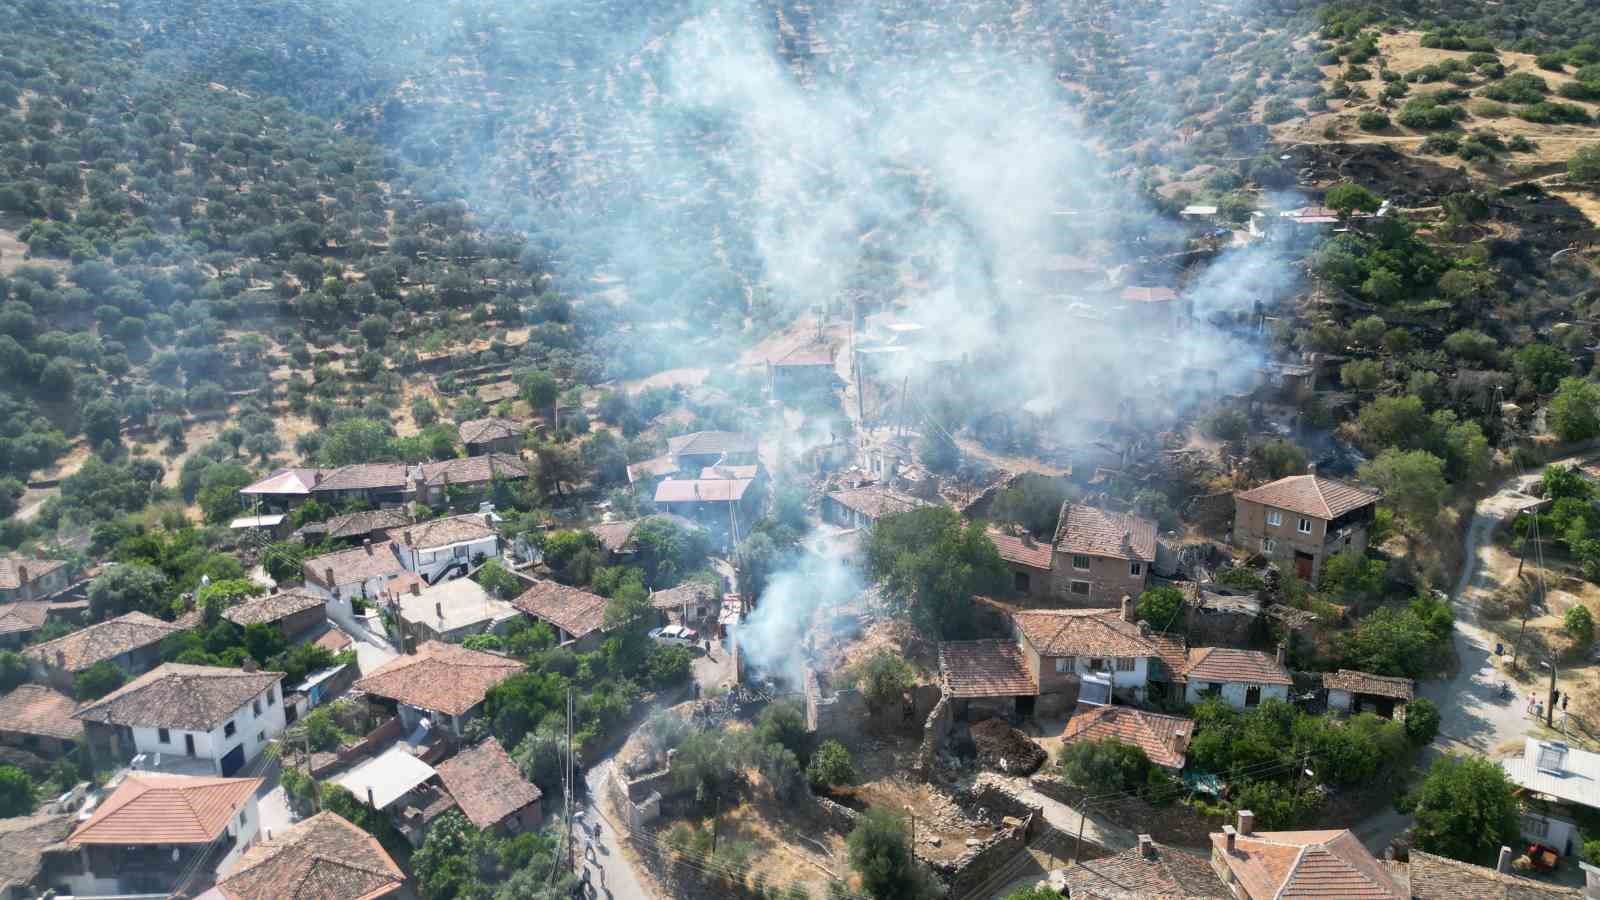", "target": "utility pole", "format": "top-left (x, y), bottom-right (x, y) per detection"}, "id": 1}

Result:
top-left (1072, 799), bottom-right (1091, 863)
top-left (1546, 660), bottom-right (1559, 728)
